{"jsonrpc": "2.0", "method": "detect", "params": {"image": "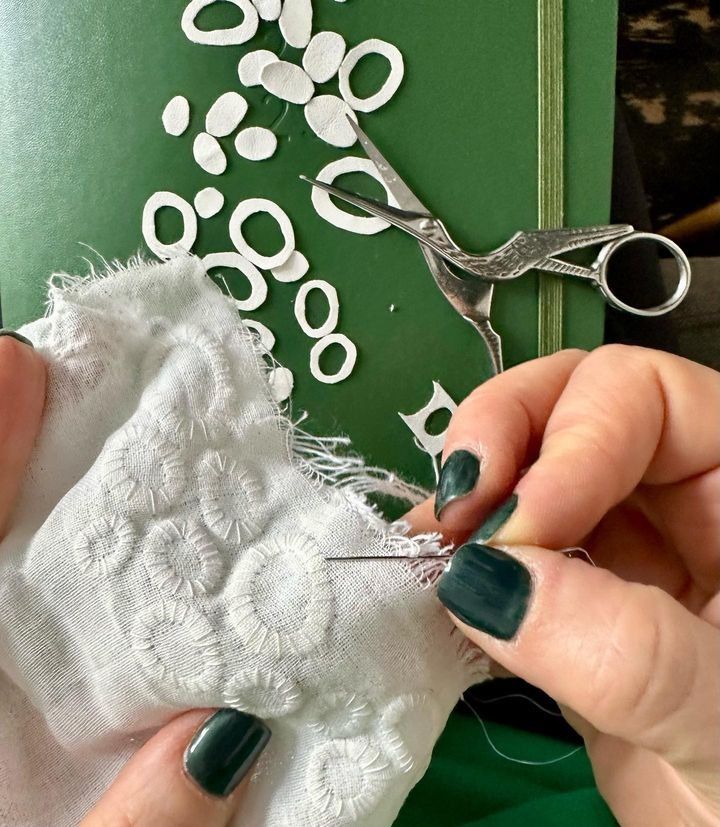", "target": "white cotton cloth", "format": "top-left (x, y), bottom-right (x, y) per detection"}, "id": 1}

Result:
top-left (0, 257), bottom-right (489, 827)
